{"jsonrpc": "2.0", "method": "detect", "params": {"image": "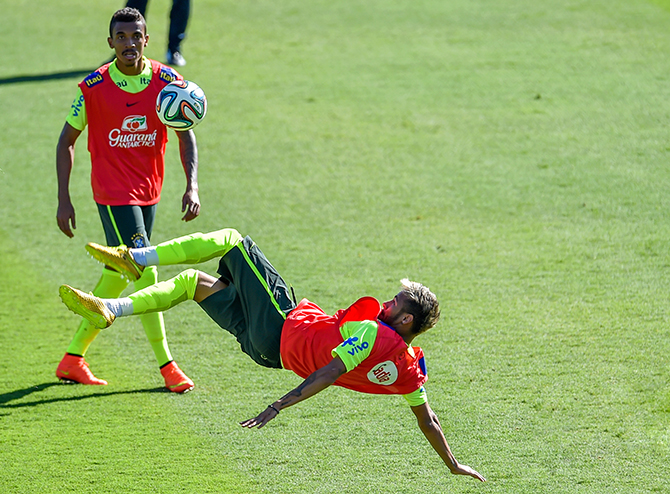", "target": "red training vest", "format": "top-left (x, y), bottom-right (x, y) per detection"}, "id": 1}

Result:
top-left (79, 61), bottom-right (181, 206)
top-left (280, 298), bottom-right (428, 395)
